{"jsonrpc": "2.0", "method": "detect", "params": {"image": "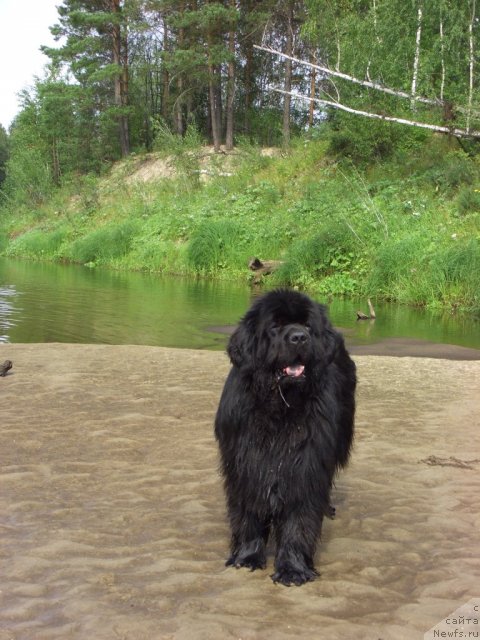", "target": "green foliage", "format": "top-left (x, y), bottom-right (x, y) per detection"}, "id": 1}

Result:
top-left (7, 227), bottom-right (68, 259)
top-left (366, 234), bottom-right (480, 312)
top-left (273, 223), bottom-right (362, 295)
top-left (1, 138), bottom-right (479, 314)
top-left (327, 115), bottom-right (430, 164)
top-left (420, 151), bottom-right (477, 193)
top-left (0, 124), bottom-right (8, 188)
top-left (2, 96), bottom-right (52, 207)
top-left (457, 187), bottom-right (480, 216)
top-left (64, 220), bottom-right (140, 266)
top-left (430, 240), bottom-right (480, 311)
top-left (152, 119), bottom-right (203, 188)
top-left (186, 219), bottom-right (246, 274)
